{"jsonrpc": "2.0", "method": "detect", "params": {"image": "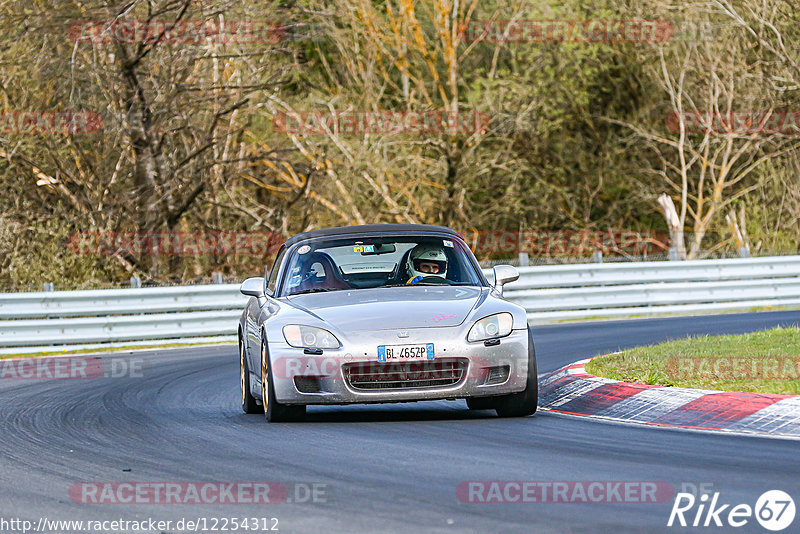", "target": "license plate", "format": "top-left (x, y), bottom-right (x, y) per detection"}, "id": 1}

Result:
top-left (377, 343), bottom-right (434, 362)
